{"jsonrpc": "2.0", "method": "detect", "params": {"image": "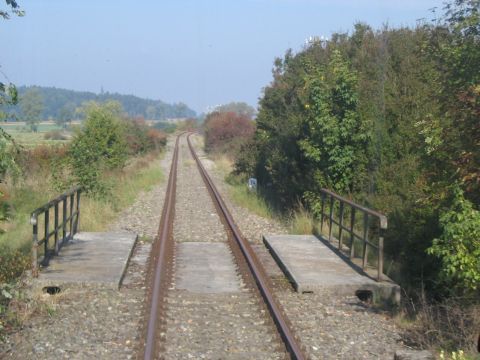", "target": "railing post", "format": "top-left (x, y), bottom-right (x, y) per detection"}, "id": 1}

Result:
top-left (54, 203), bottom-right (59, 255)
top-left (349, 208), bottom-right (356, 259)
top-left (62, 197), bottom-right (67, 244)
top-left (44, 209), bottom-right (49, 265)
top-left (320, 192), bottom-right (326, 233)
top-left (74, 189), bottom-right (80, 235)
top-left (328, 196), bottom-right (334, 242)
top-left (69, 193), bottom-right (74, 239)
top-left (31, 215), bottom-right (38, 277)
top-left (361, 213), bottom-right (369, 270)
top-left (338, 202), bottom-right (344, 250)
top-left (378, 236), bottom-right (384, 281)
